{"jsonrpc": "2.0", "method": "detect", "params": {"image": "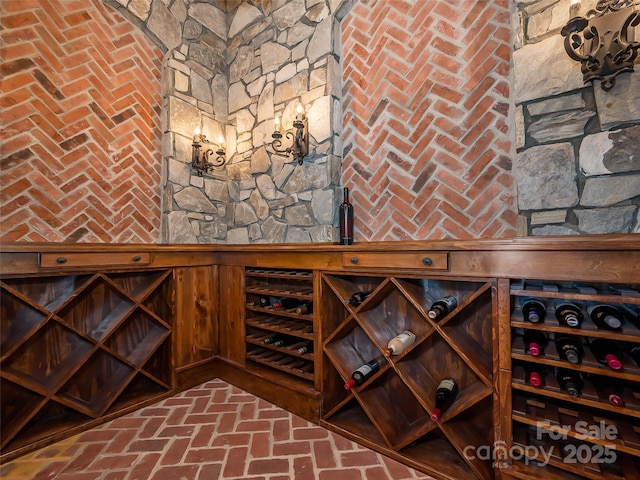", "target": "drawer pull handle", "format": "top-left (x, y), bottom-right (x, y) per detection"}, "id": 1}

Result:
top-left (422, 257), bottom-right (433, 266)
top-left (133, 255), bottom-right (142, 262)
top-left (350, 257), bottom-right (359, 264)
top-left (56, 257), bottom-right (67, 264)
